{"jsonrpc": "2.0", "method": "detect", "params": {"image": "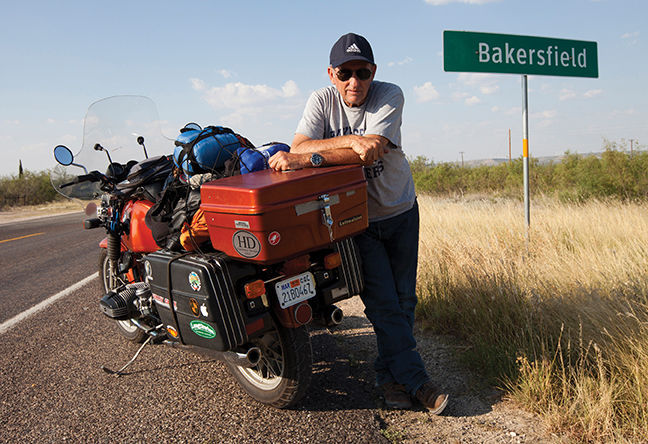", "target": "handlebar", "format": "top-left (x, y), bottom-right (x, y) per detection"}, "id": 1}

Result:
top-left (60, 171), bottom-right (106, 188)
